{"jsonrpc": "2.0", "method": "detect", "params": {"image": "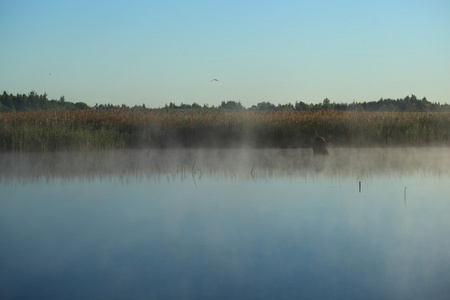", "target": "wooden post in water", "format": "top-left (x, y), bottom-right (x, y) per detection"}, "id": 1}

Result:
top-left (359, 181), bottom-right (361, 193)
top-left (404, 186), bottom-right (407, 206)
